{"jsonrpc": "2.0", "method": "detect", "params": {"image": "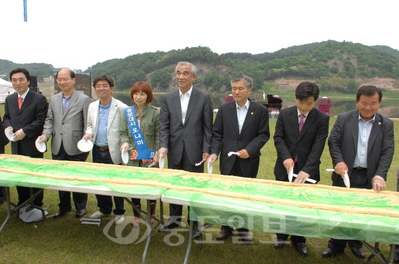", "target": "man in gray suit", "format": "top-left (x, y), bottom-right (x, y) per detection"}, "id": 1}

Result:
top-left (38, 68), bottom-right (91, 218)
top-left (322, 85), bottom-right (394, 259)
top-left (83, 75), bottom-right (127, 225)
top-left (158, 61), bottom-right (213, 232)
